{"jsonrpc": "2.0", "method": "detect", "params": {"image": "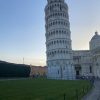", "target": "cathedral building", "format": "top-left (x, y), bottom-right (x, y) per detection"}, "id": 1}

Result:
top-left (45, 0), bottom-right (100, 79)
top-left (73, 32), bottom-right (100, 79)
